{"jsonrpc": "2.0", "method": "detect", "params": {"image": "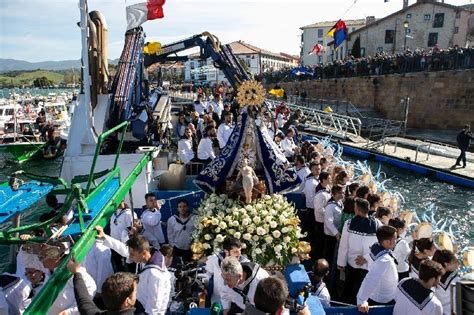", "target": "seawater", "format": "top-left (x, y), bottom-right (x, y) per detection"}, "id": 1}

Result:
top-left (0, 156), bottom-right (472, 272)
